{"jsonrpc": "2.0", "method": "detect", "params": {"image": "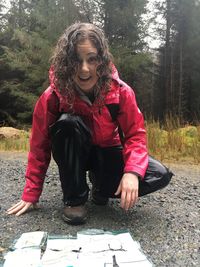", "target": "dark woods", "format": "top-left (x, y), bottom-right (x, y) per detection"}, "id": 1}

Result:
top-left (0, 0), bottom-right (200, 126)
